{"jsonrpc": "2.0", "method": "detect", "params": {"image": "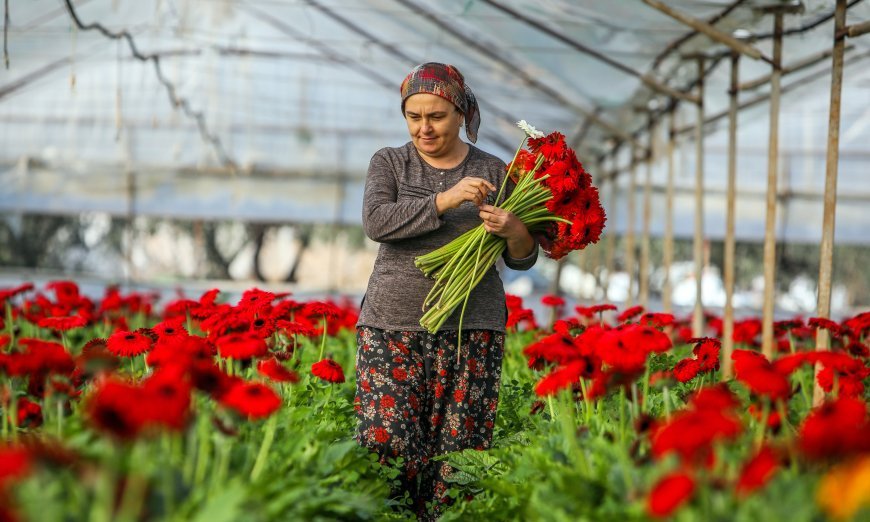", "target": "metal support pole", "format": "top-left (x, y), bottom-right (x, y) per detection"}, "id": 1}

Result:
top-left (814, 0), bottom-right (847, 406)
top-left (663, 111), bottom-right (676, 313)
top-left (722, 51), bottom-right (740, 380)
top-left (640, 117), bottom-right (654, 308)
top-left (761, 13), bottom-right (785, 359)
top-left (626, 147), bottom-right (637, 307)
top-left (692, 56), bottom-right (706, 337)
